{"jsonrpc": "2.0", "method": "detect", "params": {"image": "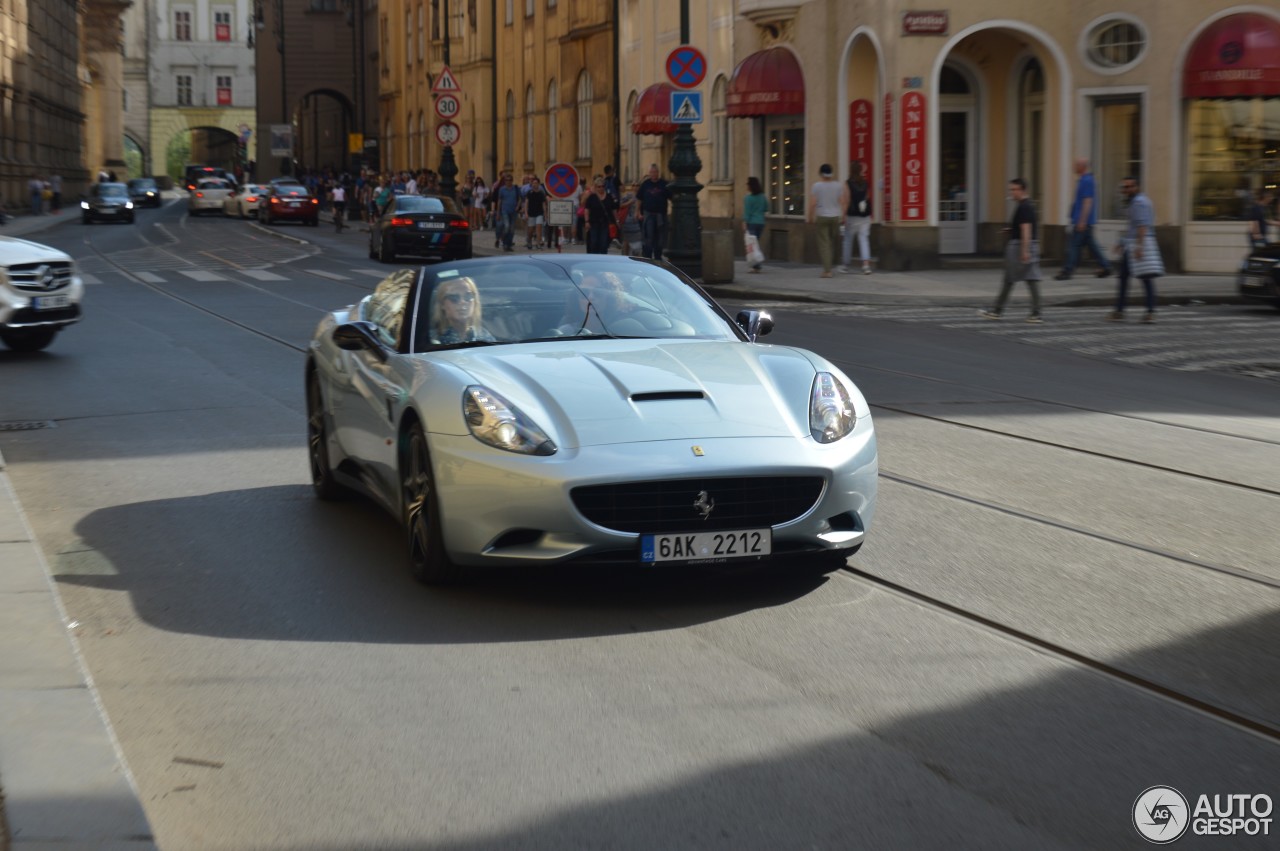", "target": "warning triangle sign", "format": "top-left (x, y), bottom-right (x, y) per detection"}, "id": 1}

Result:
top-left (431, 66), bottom-right (461, 93)
top-left (673, 94), bottom-right (701, 122)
